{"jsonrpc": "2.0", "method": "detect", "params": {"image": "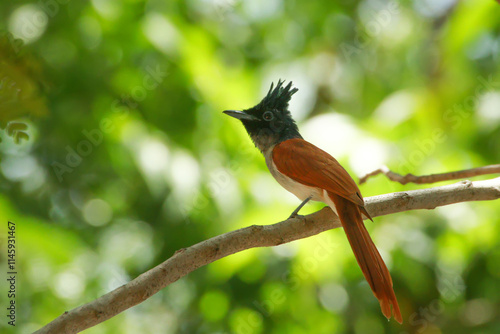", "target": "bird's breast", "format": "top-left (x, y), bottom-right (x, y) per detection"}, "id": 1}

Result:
top-left (264, 148), bottom-right (324, 202)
